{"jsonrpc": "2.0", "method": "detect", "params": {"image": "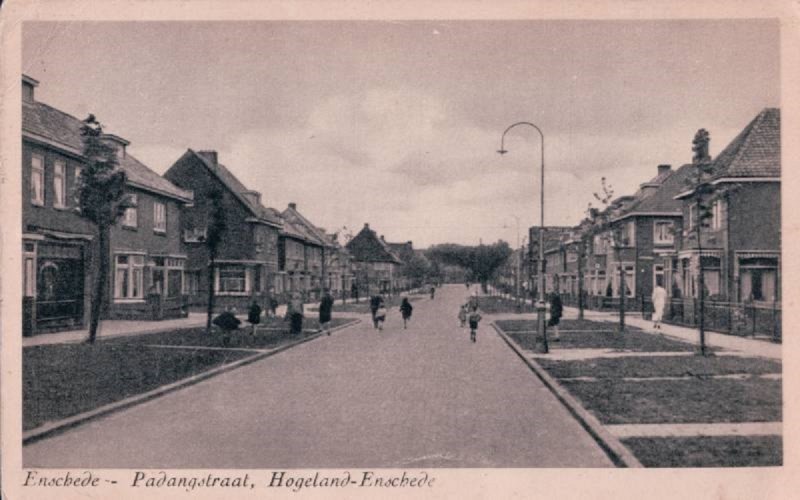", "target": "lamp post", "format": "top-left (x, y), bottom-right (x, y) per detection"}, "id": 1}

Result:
top-left (498, 122), bottom-right (548, 353)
